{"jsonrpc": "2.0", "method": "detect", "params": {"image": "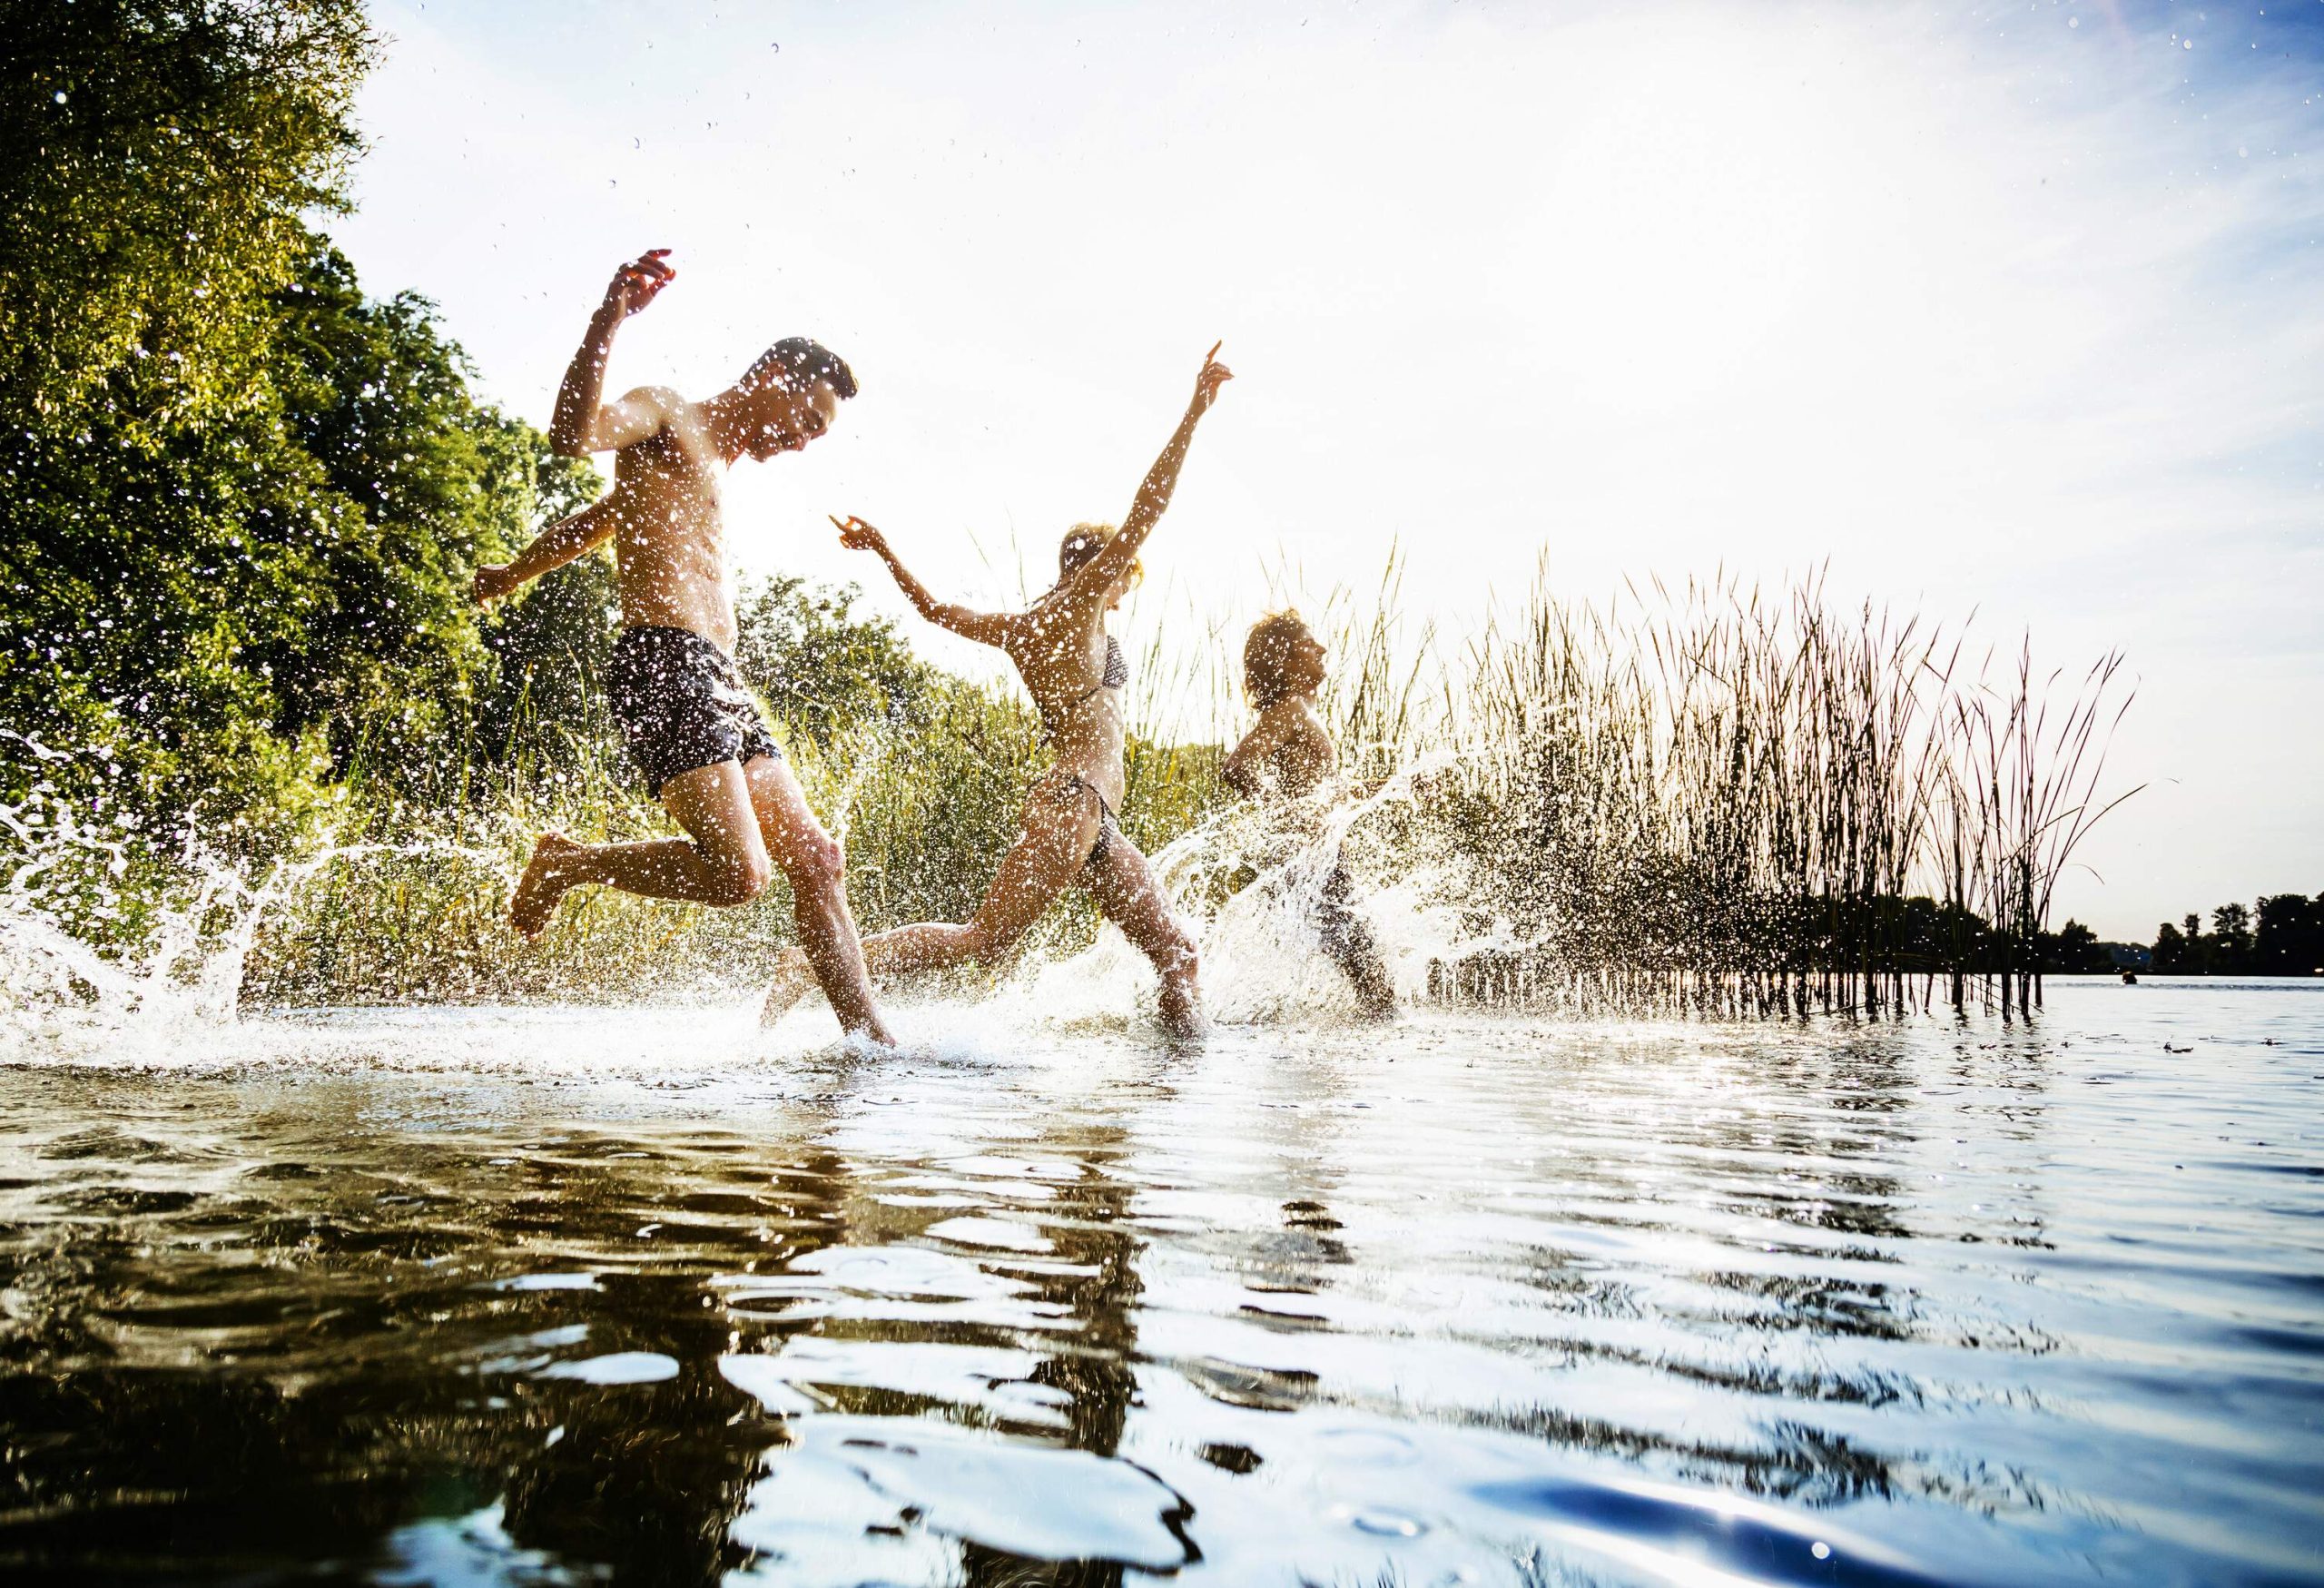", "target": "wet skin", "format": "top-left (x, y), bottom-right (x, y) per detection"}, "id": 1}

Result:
top-left (475, 250), bottom-right (891, 1045)
top-left (1221, 626), bottom-right (1396, 1016)
top-left (760, 348), bottom-right (1234, 1039)
top-left (1222, 626), bottom-right (1334, 800)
